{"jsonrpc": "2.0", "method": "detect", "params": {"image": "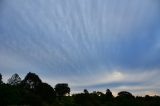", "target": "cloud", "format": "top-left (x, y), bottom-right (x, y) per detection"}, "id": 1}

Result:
top-left (0, 0), bottom-right (160, 95)
top-left (70, 69), bottom-right (160, 94)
